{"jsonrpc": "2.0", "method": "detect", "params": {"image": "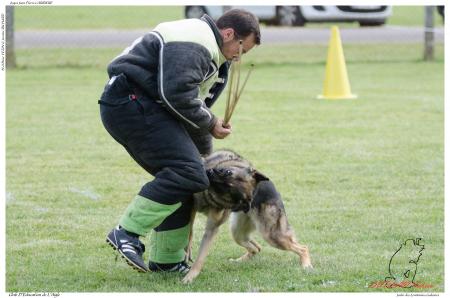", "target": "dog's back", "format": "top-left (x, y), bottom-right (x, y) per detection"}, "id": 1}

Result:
top-left (251, 180), bottom-right (285, 211)
top-left (248, 180), bottom-right (291, 243)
